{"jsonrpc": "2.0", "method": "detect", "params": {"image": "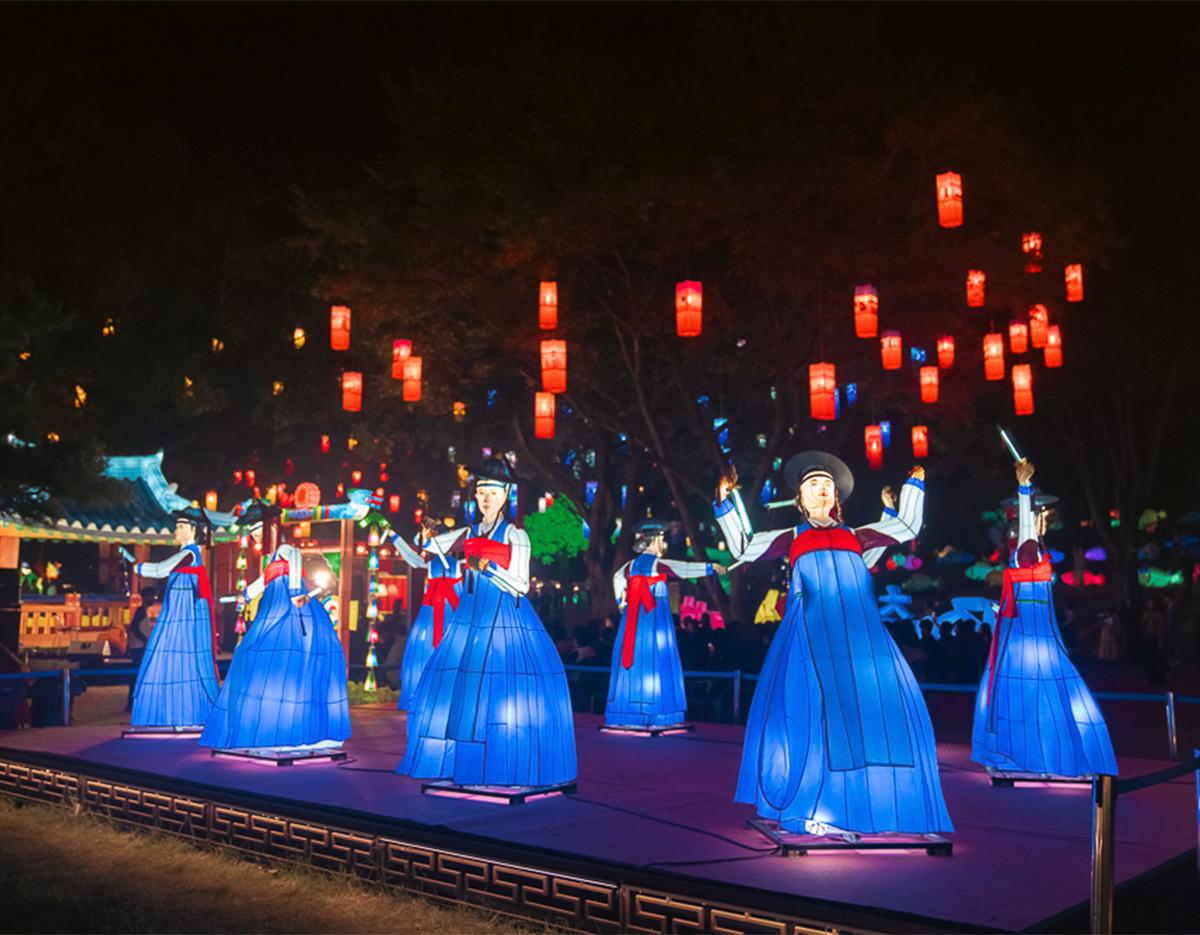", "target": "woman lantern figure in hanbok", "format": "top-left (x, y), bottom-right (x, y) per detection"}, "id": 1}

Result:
top-left (200, 501), bottom-right (351, 753)
top-left (606, 521), bottom-right (725, 729)
top-left (972, 459), bottom-right (1118, 777)
top-left (388, 520), bottom-right (463, 712)
top-left (126, 507), bottom-right (219, 730)
top-left (715, 453), bottom-right (952, 839)
top-left (398, 457), bottom-right (576, 788)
